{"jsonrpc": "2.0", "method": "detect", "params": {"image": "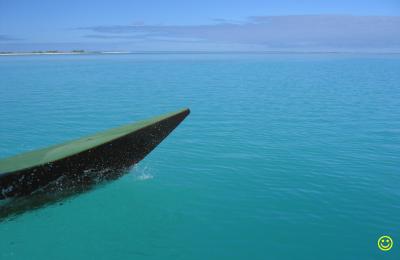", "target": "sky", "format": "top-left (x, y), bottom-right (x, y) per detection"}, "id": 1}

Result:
top-left (0, 0), bottom-right (399, 52)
